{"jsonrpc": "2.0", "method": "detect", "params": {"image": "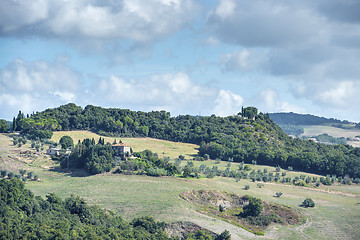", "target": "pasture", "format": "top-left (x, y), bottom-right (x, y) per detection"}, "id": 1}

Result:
top-left (1, 132), bottom-right (360, 239)
top-left (301, 125), bottom-right (360, 147)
